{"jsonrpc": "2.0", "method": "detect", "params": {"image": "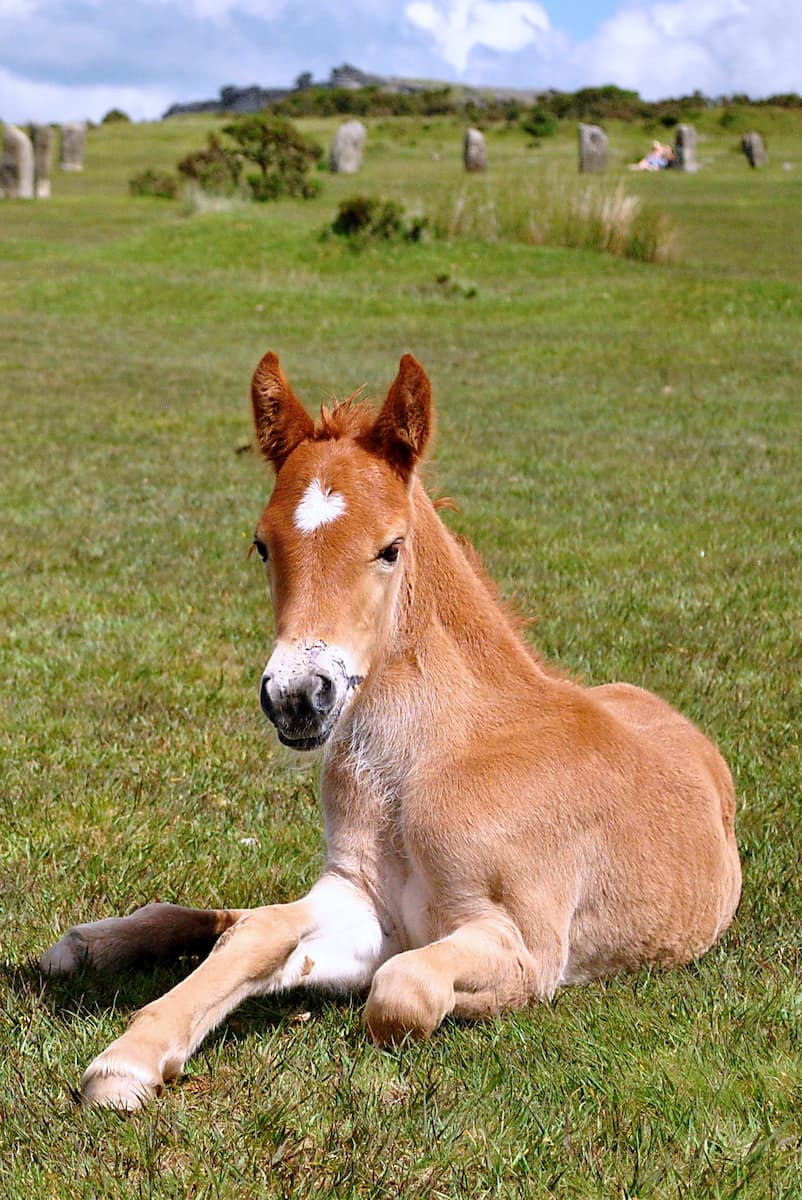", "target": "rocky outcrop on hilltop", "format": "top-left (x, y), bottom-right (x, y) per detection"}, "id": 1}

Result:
top-left (163, 64), bottom-right (386, 118)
